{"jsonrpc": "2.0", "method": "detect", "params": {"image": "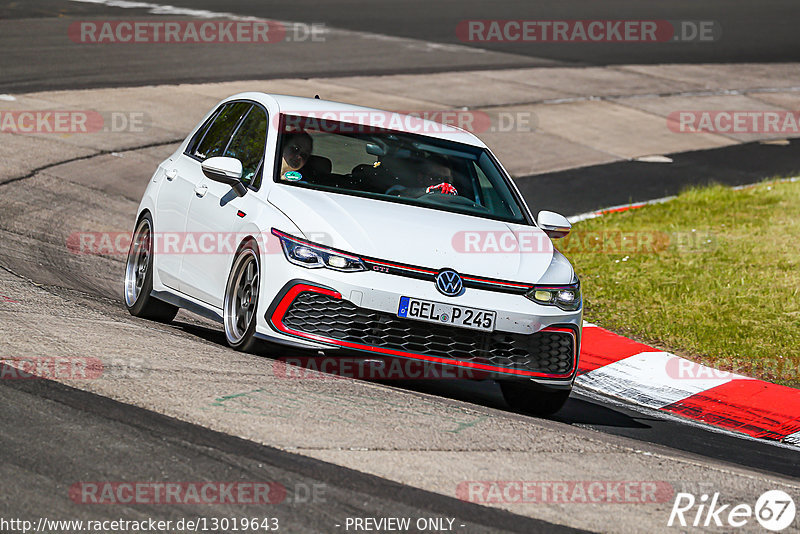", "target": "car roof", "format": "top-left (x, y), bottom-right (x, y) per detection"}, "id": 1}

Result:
top-left (226, 92), bottom-right (487, 148)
